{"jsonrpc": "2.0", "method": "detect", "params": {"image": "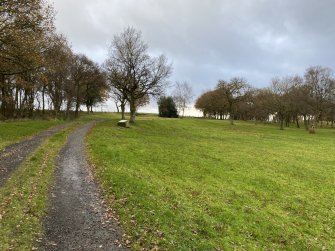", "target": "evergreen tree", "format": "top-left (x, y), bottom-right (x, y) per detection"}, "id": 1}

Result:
top-left (158, 96), bottom-right (178, 118)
